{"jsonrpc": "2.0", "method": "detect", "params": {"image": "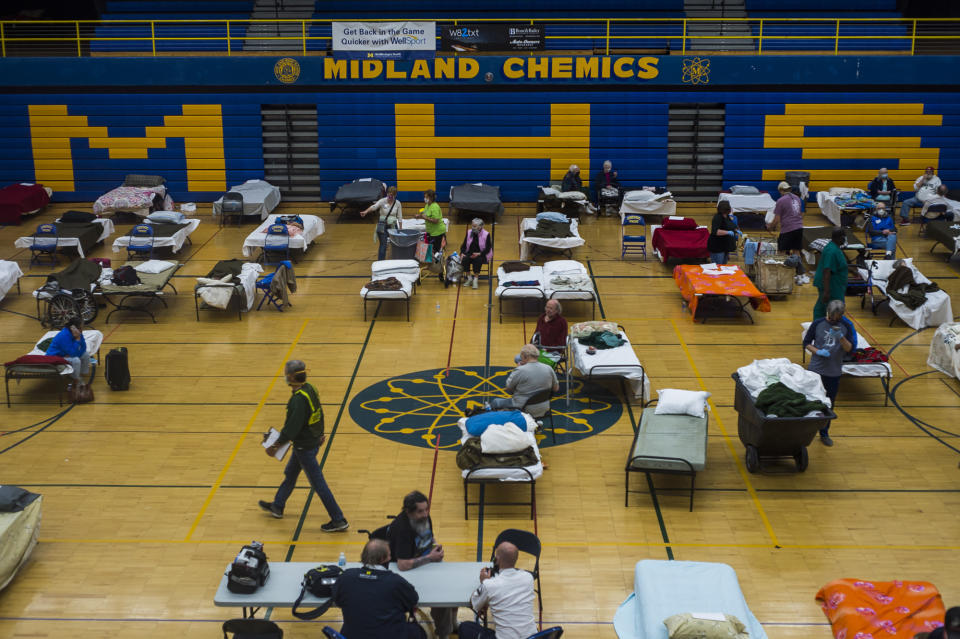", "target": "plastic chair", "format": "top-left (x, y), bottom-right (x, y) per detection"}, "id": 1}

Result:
top-left (262, 223), bottom-right (291, 264)
top-left (222, 618), bottom-right (283, 638)
top-left (126, 223), bottom-right (155, 260)
top-left (491, 529), bottom-right (543, 618)
top-left (621, 214), bottom-right (647, 260)
top-left (220, 191), bottom-right (244, 227)
top-left (522, 387), bottom-right (555, 445)
top-left (321, 627), bottom-right (345, 639)
top-left (256, 260), bottom-right (293, 311)
top-left (30, 223), bottom-right (59, 266)
top-left (527, 628), bottom-right (563, 639)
